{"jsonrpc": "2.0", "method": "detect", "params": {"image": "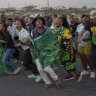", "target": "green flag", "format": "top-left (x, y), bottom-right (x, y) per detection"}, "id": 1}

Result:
top-left (30, 28), bottom-right (60, 69)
